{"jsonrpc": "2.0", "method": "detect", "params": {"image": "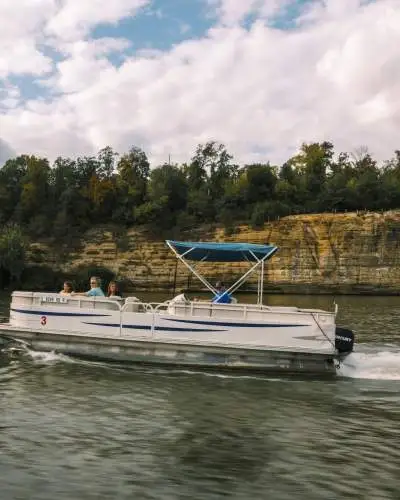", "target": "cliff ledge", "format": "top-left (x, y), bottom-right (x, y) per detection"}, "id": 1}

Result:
top-left (28, 211), bottom-right (400, 294)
